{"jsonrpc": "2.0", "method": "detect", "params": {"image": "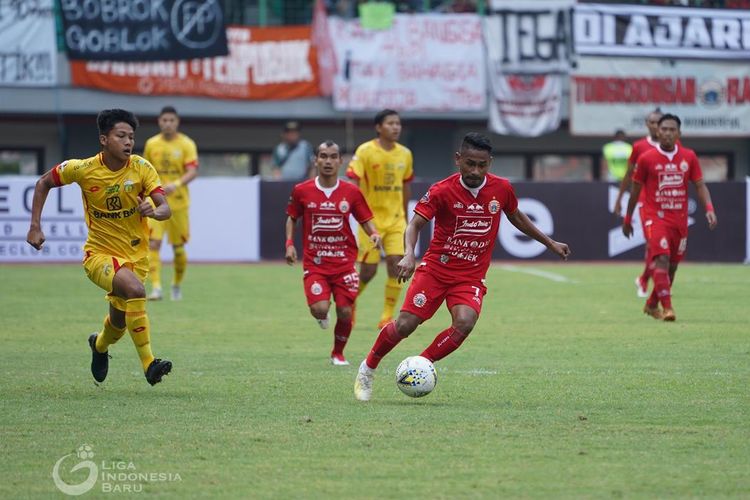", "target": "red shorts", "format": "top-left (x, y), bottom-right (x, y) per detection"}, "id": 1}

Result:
top-left (401, 265), bottom-right (487, 322)
top-left (644, 220), bottom-right (687, 263)
top-left (303, 267), bottom-right (359, 307)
